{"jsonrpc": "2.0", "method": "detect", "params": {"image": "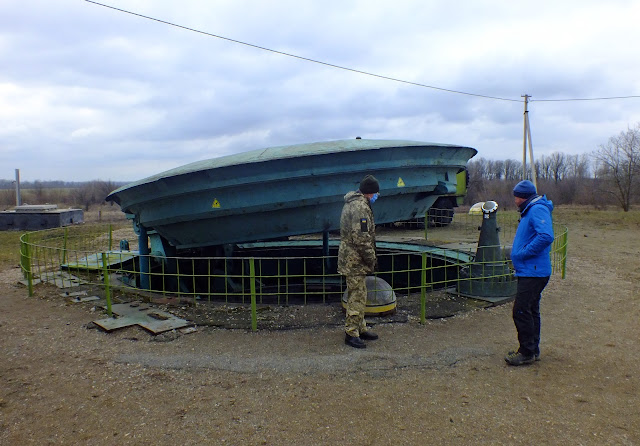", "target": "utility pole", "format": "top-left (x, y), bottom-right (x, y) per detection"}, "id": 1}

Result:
top-left (521, 94), bottom-right (537, 189)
